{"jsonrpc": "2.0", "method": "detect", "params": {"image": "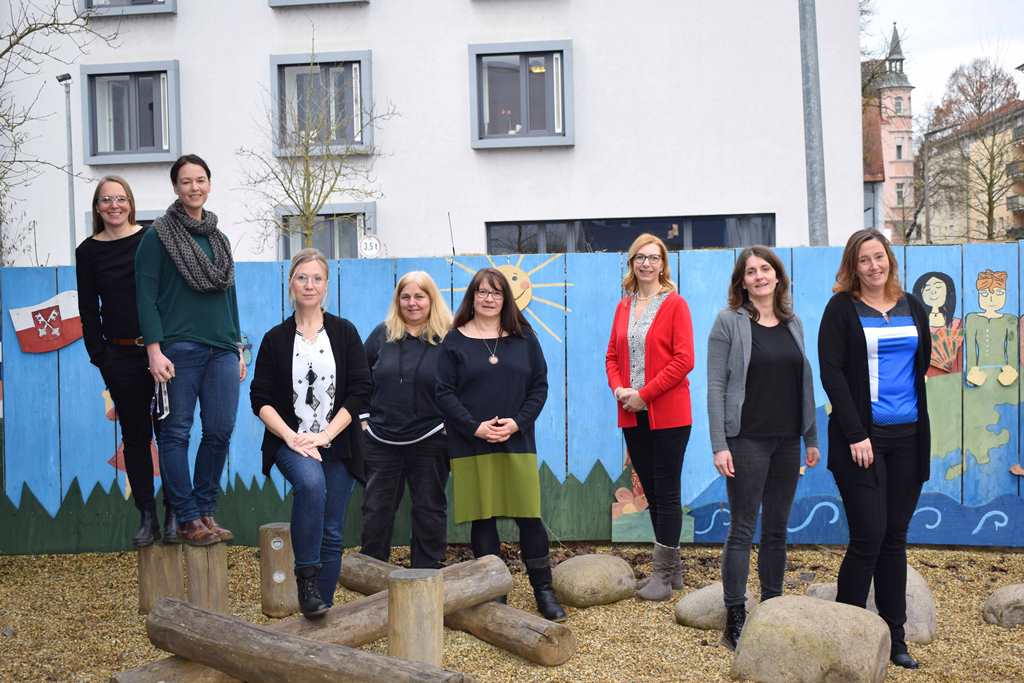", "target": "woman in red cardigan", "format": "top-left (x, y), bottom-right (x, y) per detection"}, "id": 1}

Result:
top-left (605, 233), bottom-right (695, 601)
